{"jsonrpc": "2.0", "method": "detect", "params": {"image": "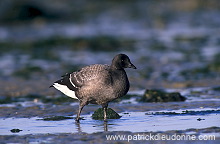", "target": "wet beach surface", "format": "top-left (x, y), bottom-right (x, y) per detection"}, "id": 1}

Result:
top-left (0, 82), bottom-right (220, 143)
top-left (0, 0), bottom-right (220, 143)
